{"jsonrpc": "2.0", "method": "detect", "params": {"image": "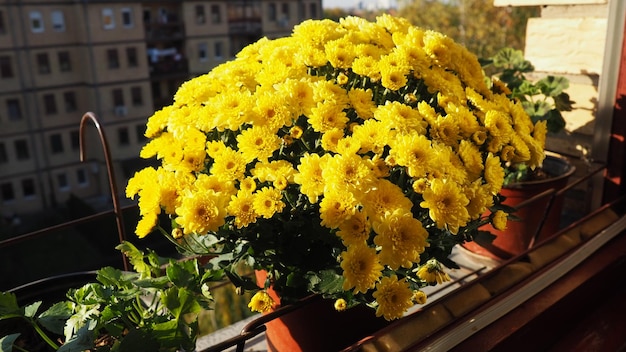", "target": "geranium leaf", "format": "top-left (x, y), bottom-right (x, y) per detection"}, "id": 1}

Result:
top-left (57, 322), bottom-right (96, 352)
top-left (23, 301), bottom-right (42, 318)
top-left (38, 301), bottom-right (73, 335)
top-left (537, 75), bottom-right (569, 97)
top-left (0, 292), bottom-right (21, 318)
top-left (166, 259), bottom-right (197, 287)
top-left (315, 270), bottom-right (344, 294)
top-left (0, 334), bottom-right (20, 352)
top-left (161, 287), bottom-right (202, 319)
top-left (116, 328), bottom-right (160, 352)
